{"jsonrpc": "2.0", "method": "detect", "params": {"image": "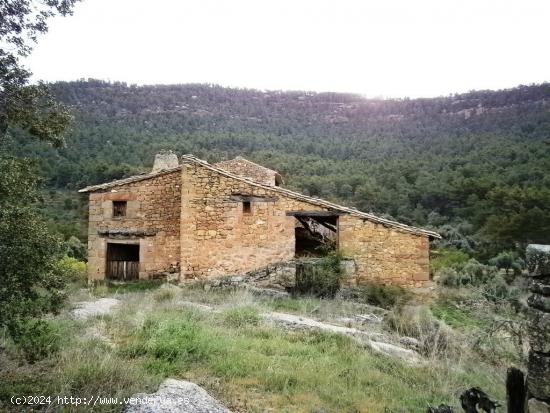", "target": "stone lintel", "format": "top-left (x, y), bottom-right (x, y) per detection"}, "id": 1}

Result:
top-left (97, 229), bottom-right (157, 238)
